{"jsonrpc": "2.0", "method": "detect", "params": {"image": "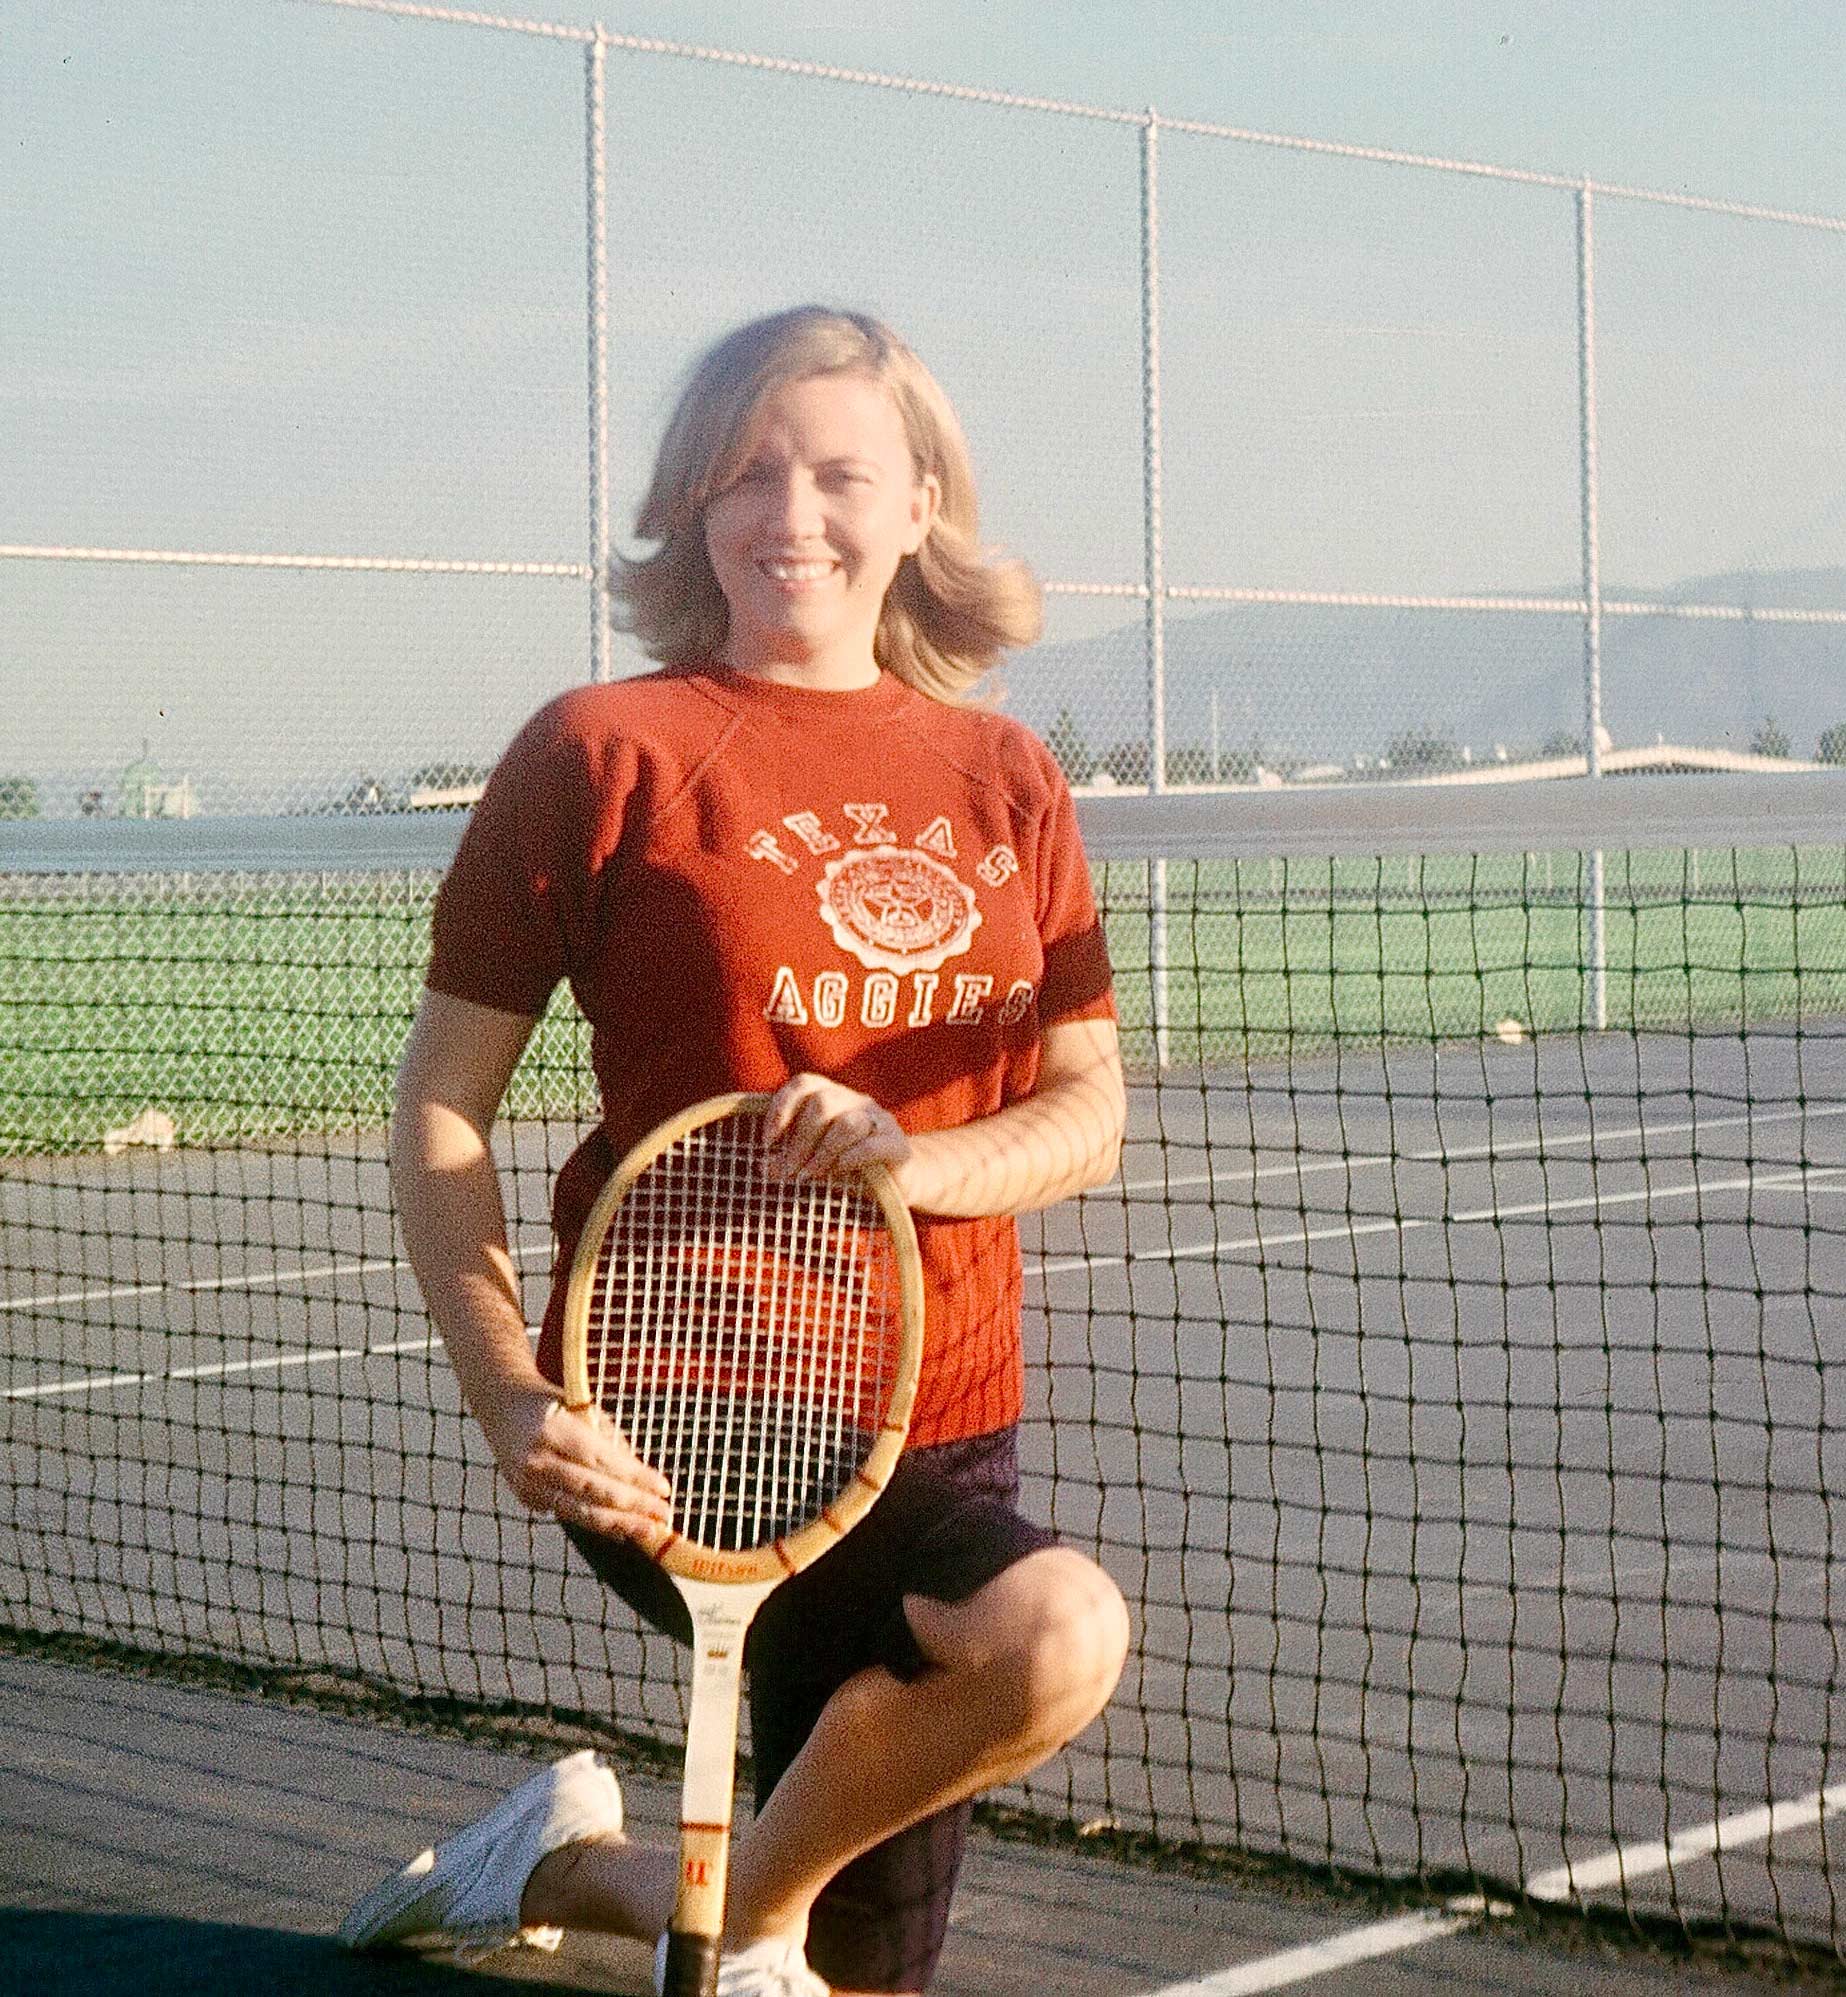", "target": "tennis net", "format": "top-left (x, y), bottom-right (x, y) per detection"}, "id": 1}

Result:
top-left (5, 774), bottom-right (1846, 1960)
